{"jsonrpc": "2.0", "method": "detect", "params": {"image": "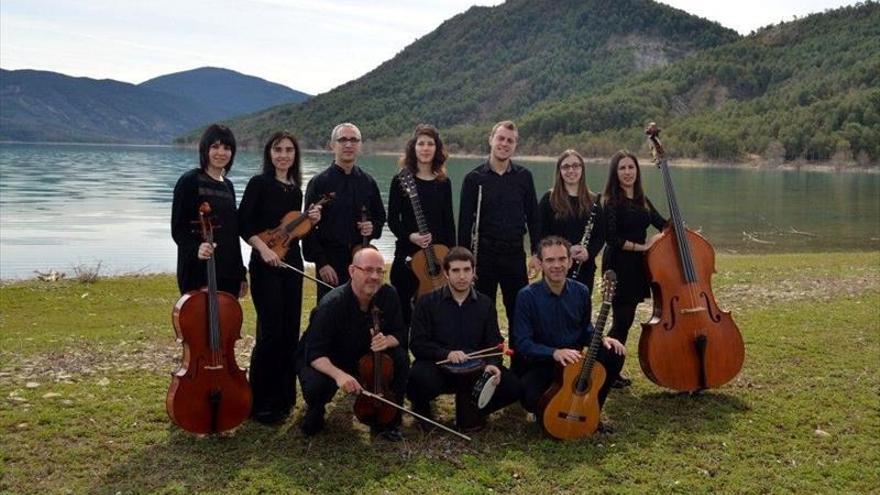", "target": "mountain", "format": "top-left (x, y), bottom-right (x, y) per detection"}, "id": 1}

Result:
top-left (0, 67), bottom-right (310, 143)
top-left (139, 67), bottom-right (310, 121)
top-left (185, 0), bottom-right (738, 149)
